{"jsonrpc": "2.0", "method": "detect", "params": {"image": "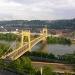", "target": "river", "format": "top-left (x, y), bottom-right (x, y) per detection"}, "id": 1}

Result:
top-left (0, 40), bottom-right (19, 50)
top-left (0, 40), bottom-right (75, 55)
top-left (32, 44), bottom-right (75, 55)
